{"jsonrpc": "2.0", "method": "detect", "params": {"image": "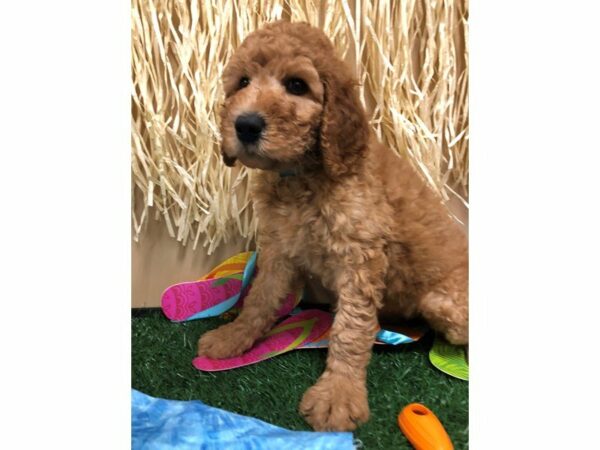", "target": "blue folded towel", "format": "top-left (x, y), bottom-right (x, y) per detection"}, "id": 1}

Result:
top-left (132, 390), bottom-right (354, 450)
